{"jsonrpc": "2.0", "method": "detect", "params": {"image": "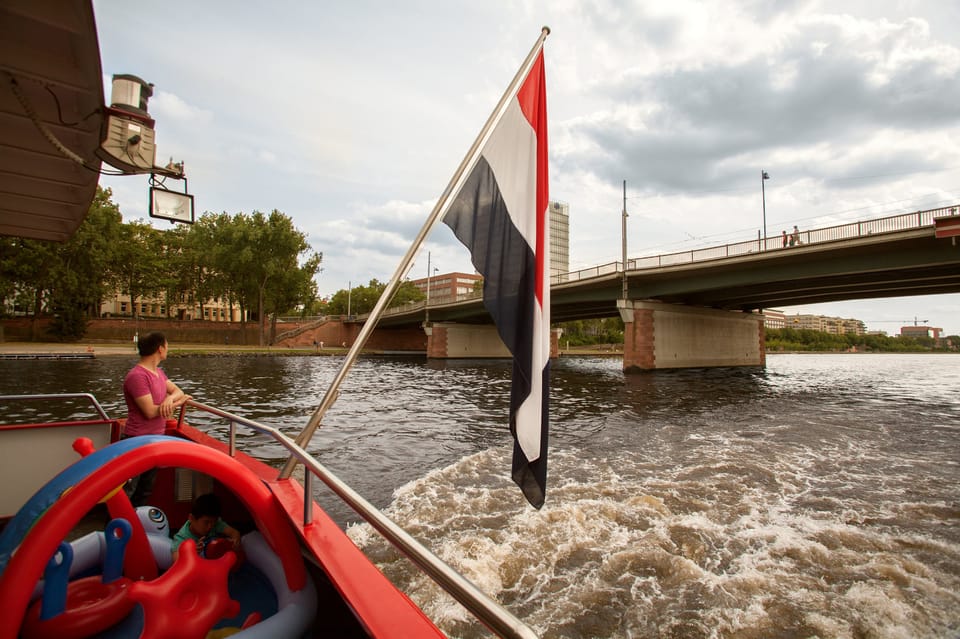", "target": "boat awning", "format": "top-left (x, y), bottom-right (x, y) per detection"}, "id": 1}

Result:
top-left (0, 0), bottom-right (104, 242)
